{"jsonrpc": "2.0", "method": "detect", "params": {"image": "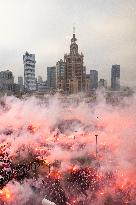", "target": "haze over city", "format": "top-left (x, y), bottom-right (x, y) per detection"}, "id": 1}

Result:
top-left (0, 0), bottom-right (136, 86)
top-left (0, 1), bottom-right (136, 205)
